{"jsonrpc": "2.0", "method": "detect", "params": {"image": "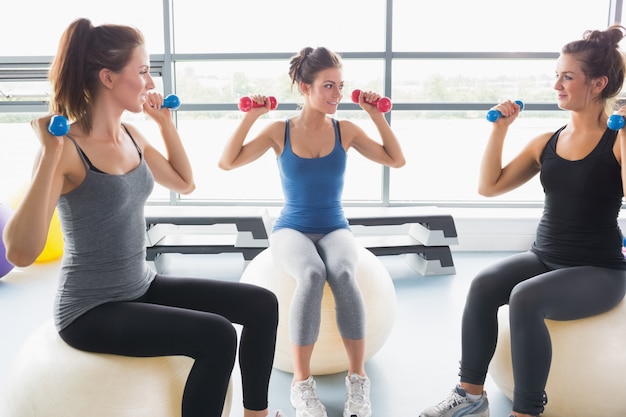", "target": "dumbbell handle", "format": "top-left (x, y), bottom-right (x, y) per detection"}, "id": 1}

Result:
top-left (608, 114), bottom-right (626, 130)
top-left (239, 96), bottom-right (278, 112)
top-left (351, 89), bottom-right (392, 113)
top-left (47, 94), bottom-right (181, 136)
top-left (486, 100), bottom-right (525, 122)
